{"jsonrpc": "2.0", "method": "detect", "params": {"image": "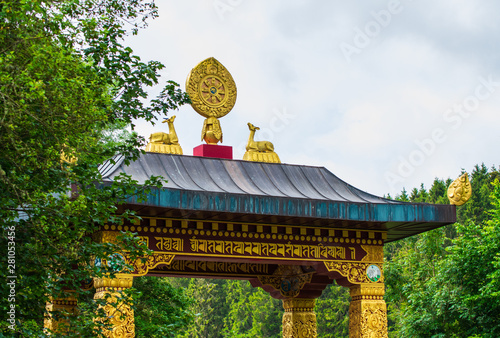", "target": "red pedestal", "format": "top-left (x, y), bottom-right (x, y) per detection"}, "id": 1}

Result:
top-left (193, 144), bottom-right (233, 160)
